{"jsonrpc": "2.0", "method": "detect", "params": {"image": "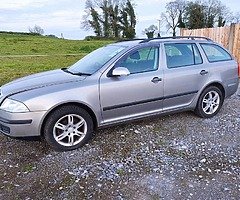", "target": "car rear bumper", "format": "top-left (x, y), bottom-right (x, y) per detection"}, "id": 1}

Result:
top-left (225, 78), bottom-right (239, 98)
top-left (0, 109), bottom-right (46, 137)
